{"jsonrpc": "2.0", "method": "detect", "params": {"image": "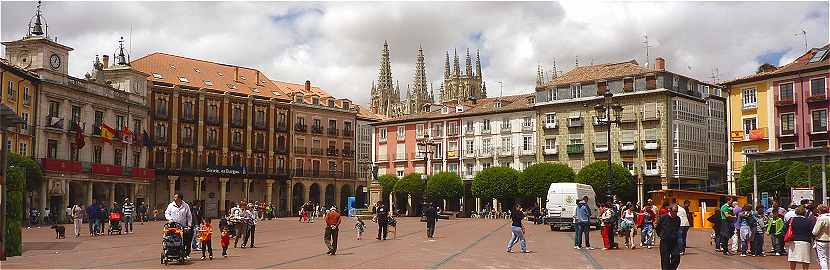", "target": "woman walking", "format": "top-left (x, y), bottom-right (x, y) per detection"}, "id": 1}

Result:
top-left (788, 206), bottom-right (813, 270)
top-left (600, 202), bottom-right (615, 250)
top-left (813, 204), bottom-right (830, 269)
top-left (621, 205), bottom-right (636, 249)
top-left (738, 204), bottom-right (753, 257)
top-left (506, 205), bottom-right (530, 253)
